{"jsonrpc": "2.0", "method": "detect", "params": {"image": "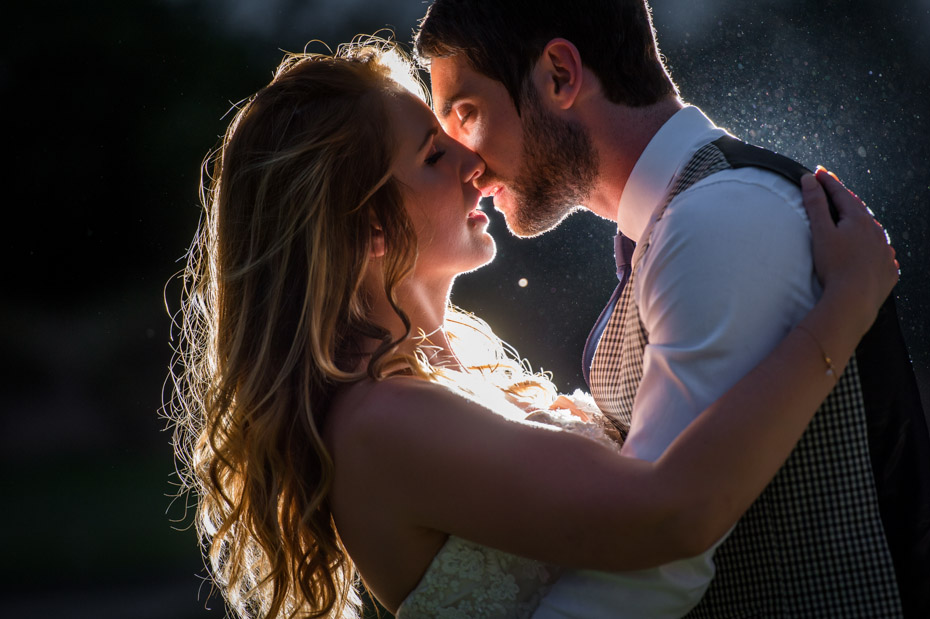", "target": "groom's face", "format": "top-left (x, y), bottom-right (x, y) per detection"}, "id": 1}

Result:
top-left (430, 55), bottom-right (597, 238)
